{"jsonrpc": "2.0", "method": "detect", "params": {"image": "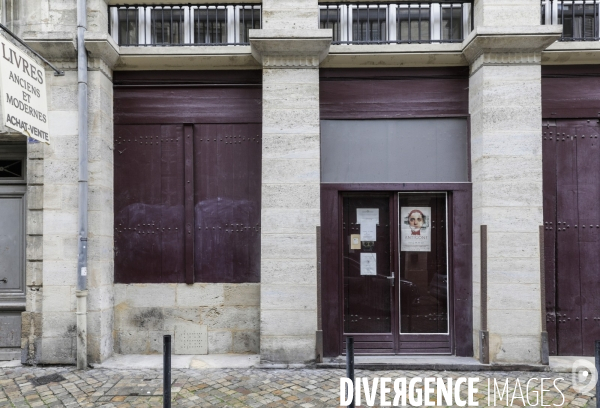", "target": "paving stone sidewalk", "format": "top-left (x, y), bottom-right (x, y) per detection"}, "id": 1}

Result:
top-left (0, 365), bottom-right (596, 407)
